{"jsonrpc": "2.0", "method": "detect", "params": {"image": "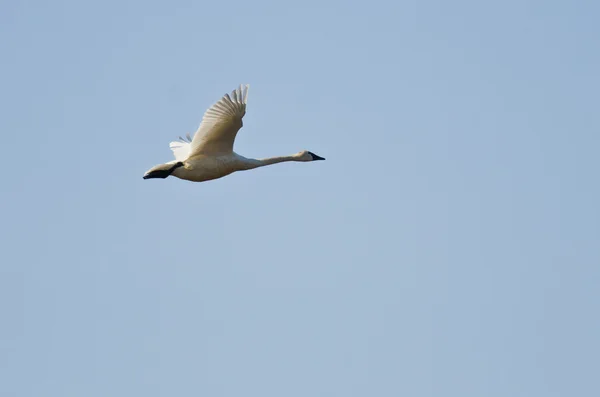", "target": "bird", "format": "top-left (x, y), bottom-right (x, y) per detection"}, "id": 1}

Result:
top-left (143, 84), bottom-right (325, 182)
